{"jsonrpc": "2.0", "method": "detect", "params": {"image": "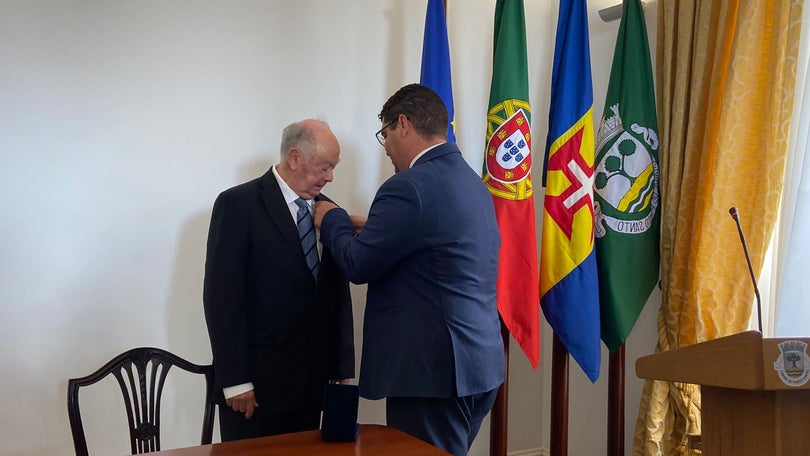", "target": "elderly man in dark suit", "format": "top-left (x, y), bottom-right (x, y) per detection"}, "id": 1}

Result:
top-left (315, 84), bottom-right (504, 456)
top-left (203, 119), bottom-right (354, 441)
